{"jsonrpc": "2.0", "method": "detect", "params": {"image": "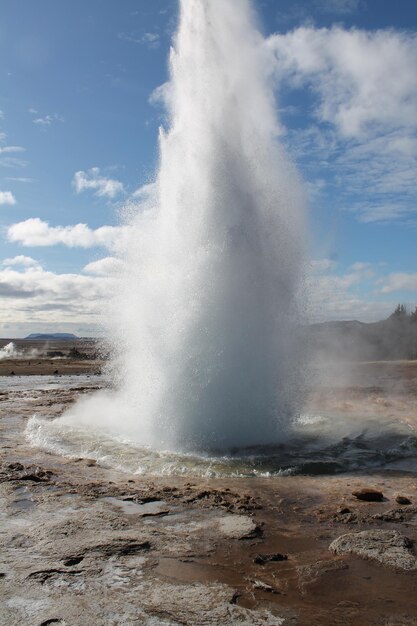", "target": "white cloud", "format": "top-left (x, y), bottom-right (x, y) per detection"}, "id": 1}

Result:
top-left (0, 156), bottom-right (28, 169)
top-left (73, 167), bottom-right (124, 199)
top-left (5, 177), bottom-right (35, 184)
top-left (0, 136), bottom-right (27, 168)
top-left (350, 262), bottom-right (372, 272)
top-left (149, 82), bottom-right (171, 107)
top-left (271, 27), bottom-right (417, 223)
top-left (2, 255), bottom-right (41, 269)
top-left (308, 259), bottom-right (399, 321)
top-left (142, 33), bottom-right (160, 48)
top-left (268, 27), bottom-right (417, 138)
top-left (0, 191), bottom-right (16, 205)
top-left (379, 273), bottom-right (417, 294)
top-left (0, 145), bottom-right (25, 154)
top-left (310, 258), bottom-right (337, 273)
top-left (118, 31), bottom-right (160, 49)
top-left (32, 113), bottom-right (64, 126)
top-left (83, 256), bottom-right (123, 275)
top-left (7, 218), bottom-right (123, 250)
top-left (0, 110), bottom-right (4, 119)
top-left (0, 264), bottom-right (109, 327)
top-left (315, 0), bottom-right (360, 14)
top-left (131, 182), bottom-right (156, 199)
